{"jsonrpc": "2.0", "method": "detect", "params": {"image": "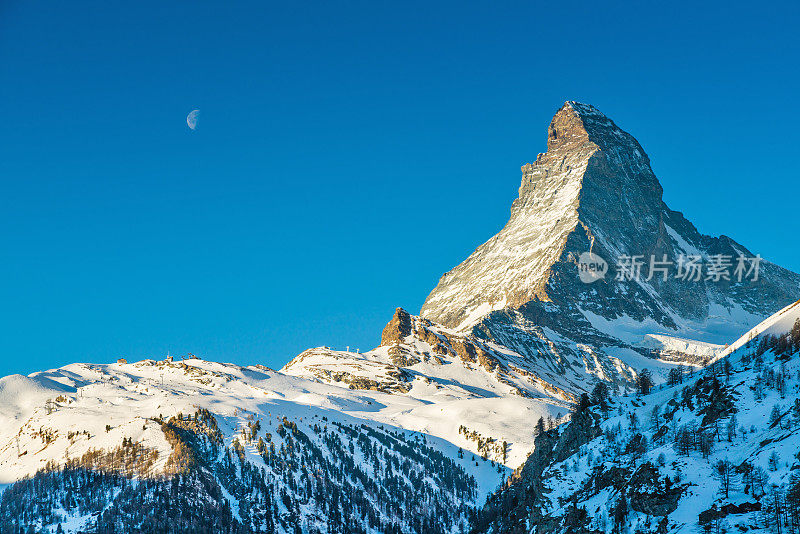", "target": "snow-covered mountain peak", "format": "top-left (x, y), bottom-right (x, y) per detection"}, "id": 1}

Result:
top-left (421, 102), bottom-right (800, 385)
top-left (420, 101), bottom-right (667, 330)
